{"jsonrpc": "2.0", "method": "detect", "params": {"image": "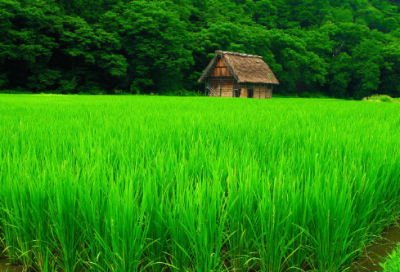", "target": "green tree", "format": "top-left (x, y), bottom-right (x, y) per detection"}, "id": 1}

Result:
top-left (0, 0), bottom-right (62, 91)
top-left (351, 39), bottom-right (385, 99)
top-left (328, 53), bottom-right (352, 98)
top-left (268, 30), bottom-right (328, 94)
top-left (101, 1), bottom-right (193, 94)
top-left (1, 0), bottom-right (400, 97)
